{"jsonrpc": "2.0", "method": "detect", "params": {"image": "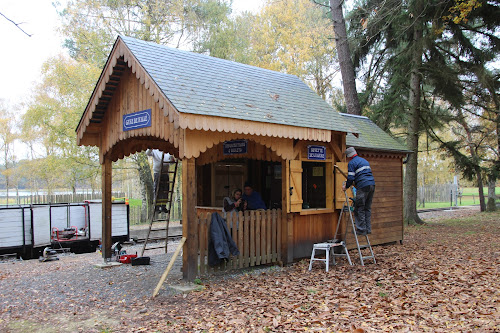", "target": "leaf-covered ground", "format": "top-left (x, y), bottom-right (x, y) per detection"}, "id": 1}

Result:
top-left (1, 209), bottom-right (498, 332)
